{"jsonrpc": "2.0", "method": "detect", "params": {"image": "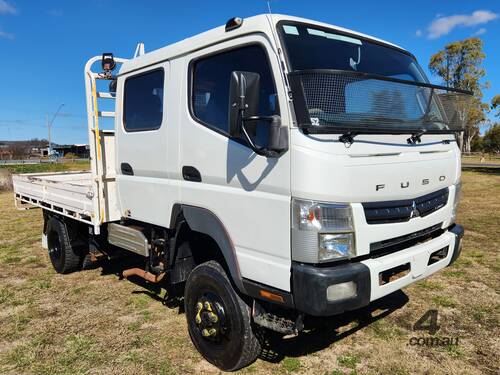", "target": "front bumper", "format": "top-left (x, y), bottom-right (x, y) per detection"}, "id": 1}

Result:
top-left (292, 224), bottom-right (464, 316)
